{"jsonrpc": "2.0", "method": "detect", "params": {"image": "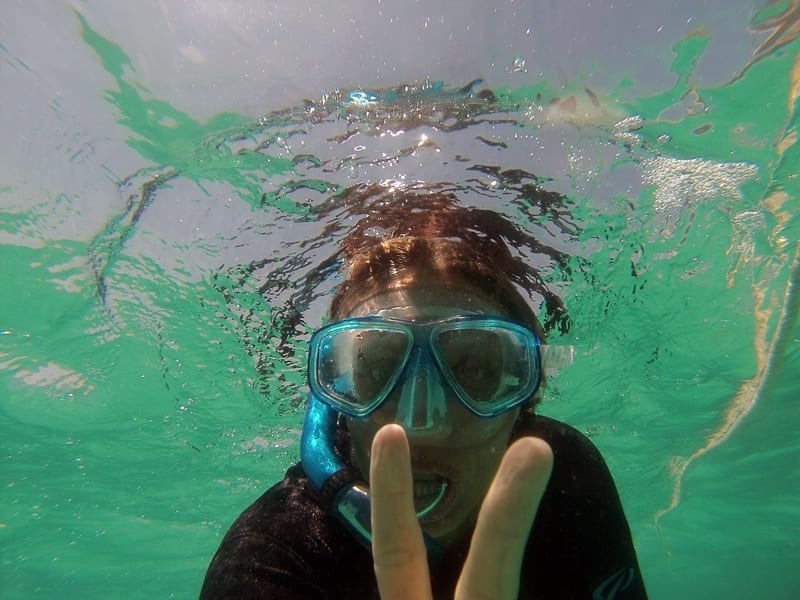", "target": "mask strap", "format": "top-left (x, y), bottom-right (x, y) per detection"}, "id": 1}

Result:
top-left (540, 344), bottom-right (575, 371)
